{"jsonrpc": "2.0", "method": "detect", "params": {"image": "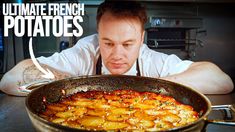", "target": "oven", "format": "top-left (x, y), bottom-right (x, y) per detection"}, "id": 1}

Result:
top-left (146, 17), bottom-right (203, 59)
top-left (147, 28), bottom-right (187, 49)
